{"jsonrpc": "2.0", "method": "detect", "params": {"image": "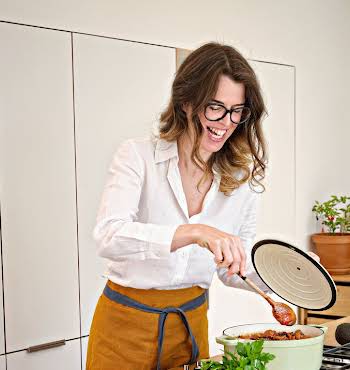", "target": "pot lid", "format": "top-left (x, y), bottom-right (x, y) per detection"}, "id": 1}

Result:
top-left (251, 239), bottom-right (337, 310)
